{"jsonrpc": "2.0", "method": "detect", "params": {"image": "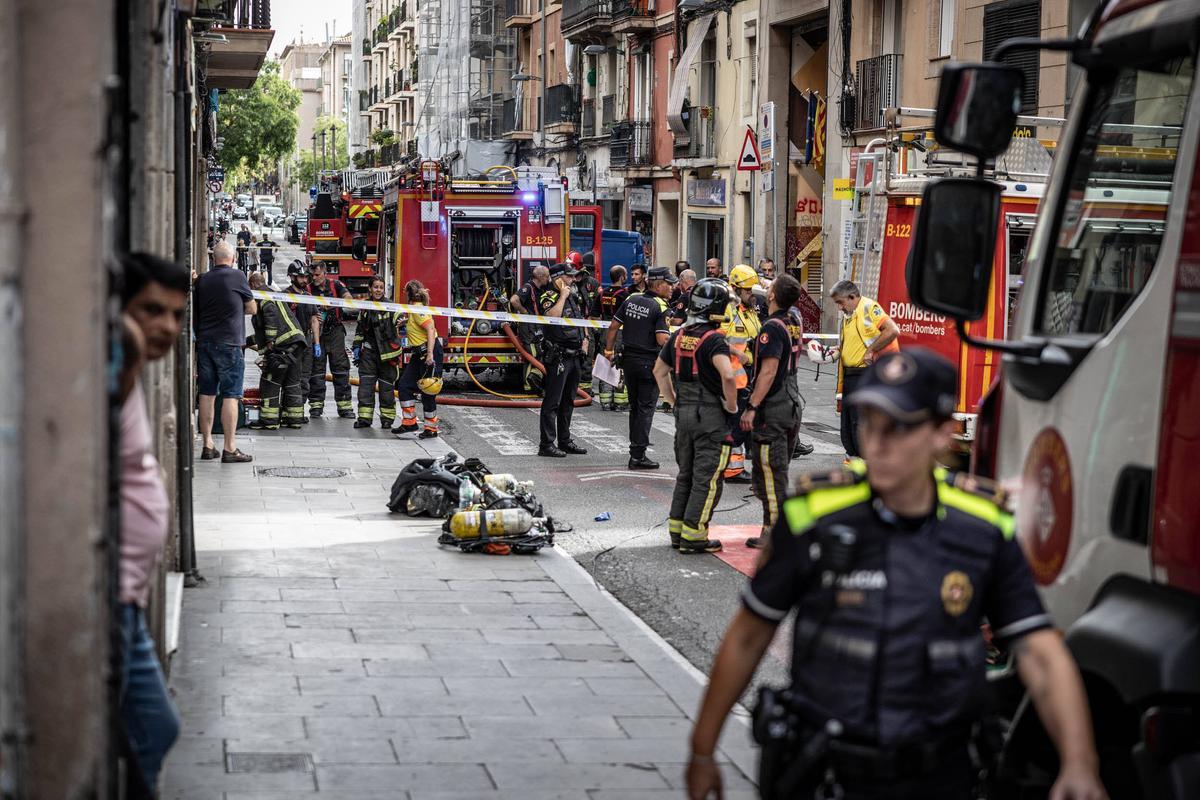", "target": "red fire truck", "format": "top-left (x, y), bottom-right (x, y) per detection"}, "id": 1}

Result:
top-left (374, 163), bottom-right (602, 371)
top-left (305, 169), bottom-right (386, 294)
top-left (906, 0), bottom-right (1198, 794)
